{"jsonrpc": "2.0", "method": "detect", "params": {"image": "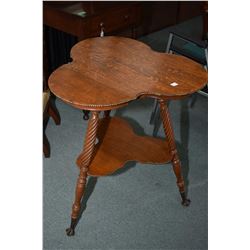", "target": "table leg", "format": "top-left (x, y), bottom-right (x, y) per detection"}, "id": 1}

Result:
top-left (158, 99), bottom-right (190, 206)
top-left (66, 111), bottom-right (100, 236)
